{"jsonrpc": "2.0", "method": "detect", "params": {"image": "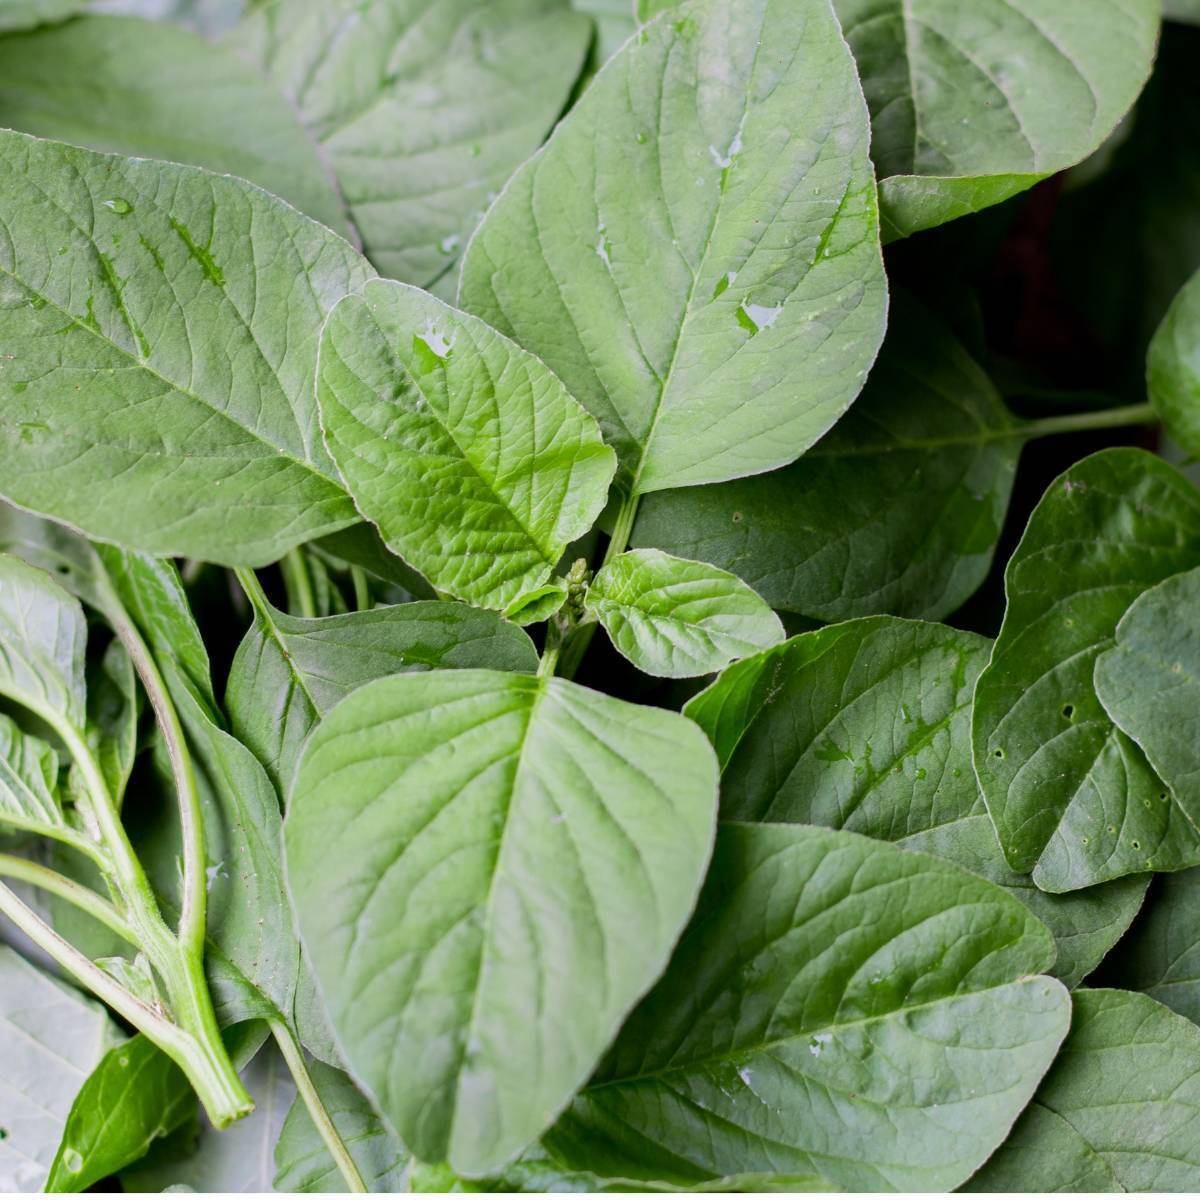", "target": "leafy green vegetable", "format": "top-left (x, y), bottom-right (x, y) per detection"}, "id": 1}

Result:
top-left (632, 295), bottom-right (1022, 622)
top-left (0, 129), bottom-right (372, 565)
top-left (584, 549), bottom-right (783, 678)
top-left (460, 0), bottom-right (887, 495)
top-left (317, 279), bottom-right (616, 616)
top-left (287, 669), bottom-right (719, 1175)
top-left (0, 947), bottom-right (123, 1192)
top-left (1149, 269), bottom-right (1200, 458)
top-left (835, 0), bottom-right (1160, 239)
top-left (969, 989), bottom-right (1200, 1192)
top-left (685, 616), bottom-right (1146, 987)
top-left (543, 823), bottom-right (1070, 1191)
top-left (974, 449), bottom-right (1200, 892)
